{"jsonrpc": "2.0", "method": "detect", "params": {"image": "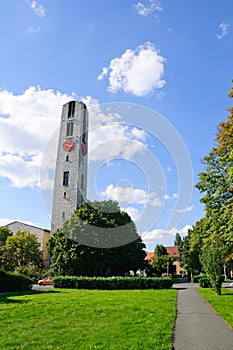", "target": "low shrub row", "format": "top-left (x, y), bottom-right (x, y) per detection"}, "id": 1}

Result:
top-left (53, 276), bottom-right (173, 290)
top-left (0, 270), bottom-right (33, 292)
